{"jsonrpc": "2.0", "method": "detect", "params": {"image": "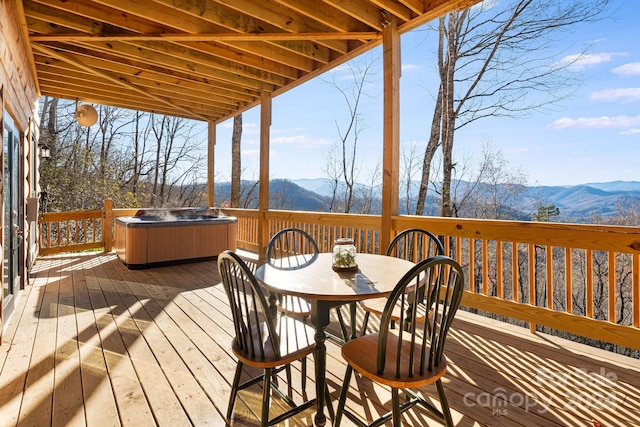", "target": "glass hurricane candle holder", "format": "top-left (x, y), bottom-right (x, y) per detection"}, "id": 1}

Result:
top-left (332, 238), bottom-right (358, 272)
